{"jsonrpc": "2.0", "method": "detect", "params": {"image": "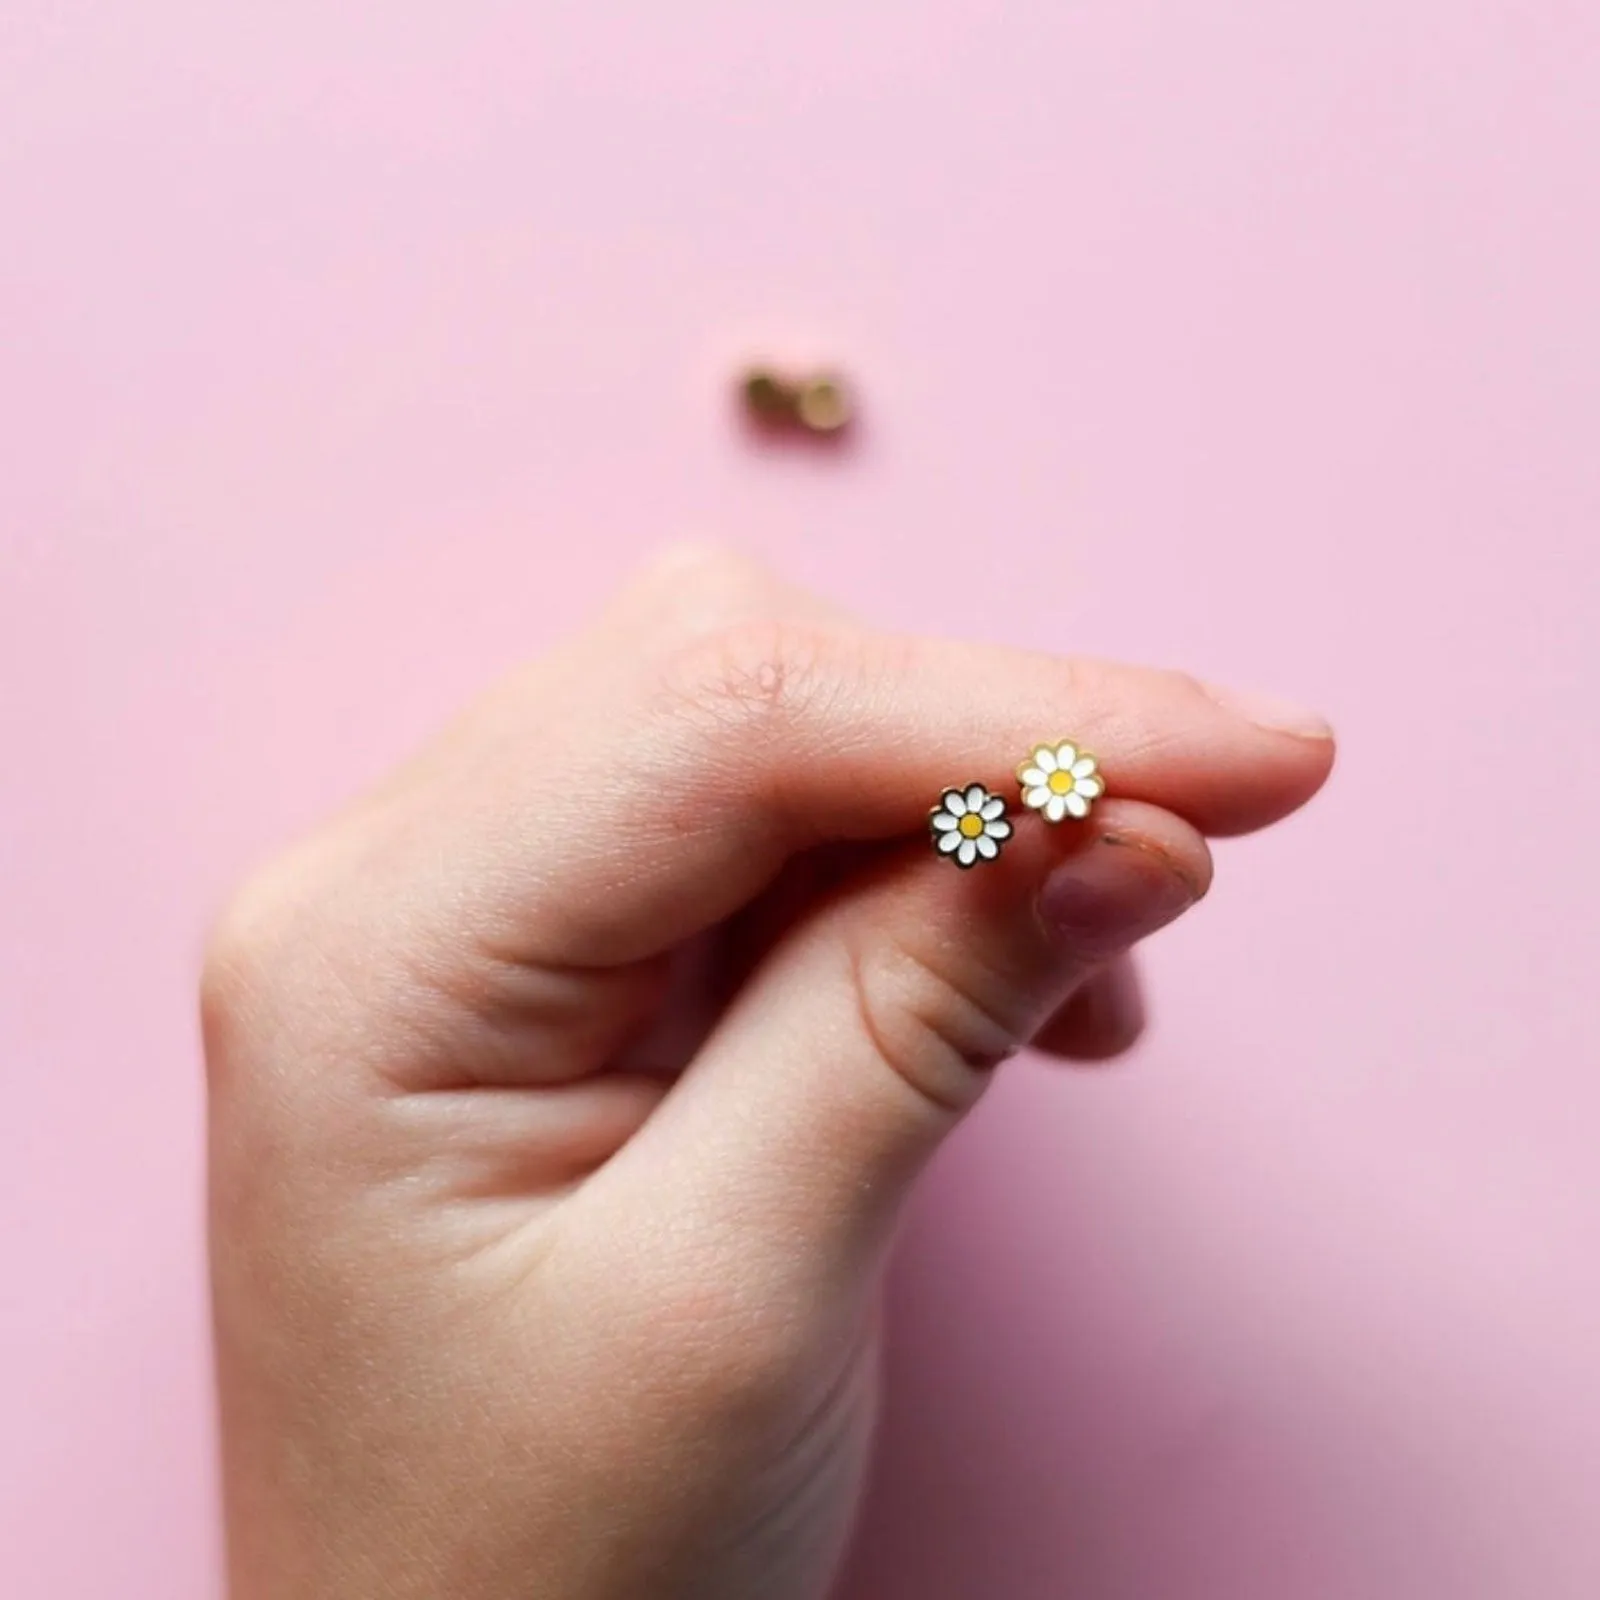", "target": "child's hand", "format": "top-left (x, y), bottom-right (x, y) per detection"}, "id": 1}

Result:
top-left (204, 548), bottom-right (1333, 1599)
